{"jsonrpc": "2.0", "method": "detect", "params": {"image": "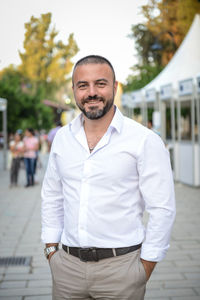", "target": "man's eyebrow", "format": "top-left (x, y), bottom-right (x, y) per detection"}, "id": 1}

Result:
top-left (96, 78), bottom-right (108, 83)
top-left (76, 79), bottom-right (108, 86)
top-left (76, 81), bottom-right (88, 86)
